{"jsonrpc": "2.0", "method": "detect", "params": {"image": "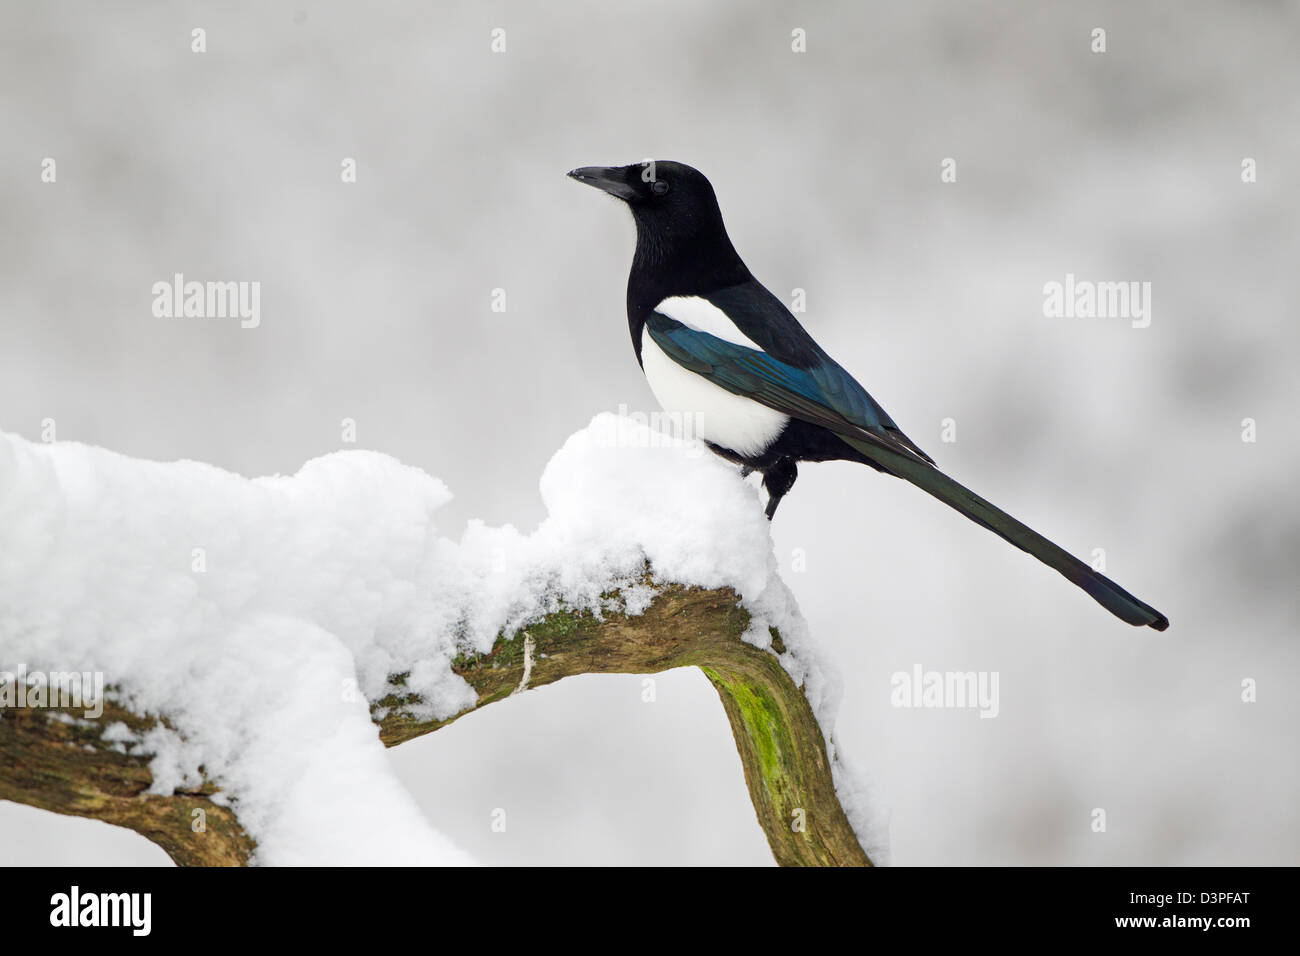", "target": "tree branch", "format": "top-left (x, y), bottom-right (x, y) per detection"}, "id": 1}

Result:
top-left (0, 583), bottom-right (871, 866)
